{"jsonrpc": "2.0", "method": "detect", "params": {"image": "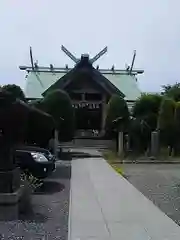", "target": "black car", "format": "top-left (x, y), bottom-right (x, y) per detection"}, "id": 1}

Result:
top-left (16, 145), bottom-right (57, 161)
top-left (14, 145), bottom-right (56, 179)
